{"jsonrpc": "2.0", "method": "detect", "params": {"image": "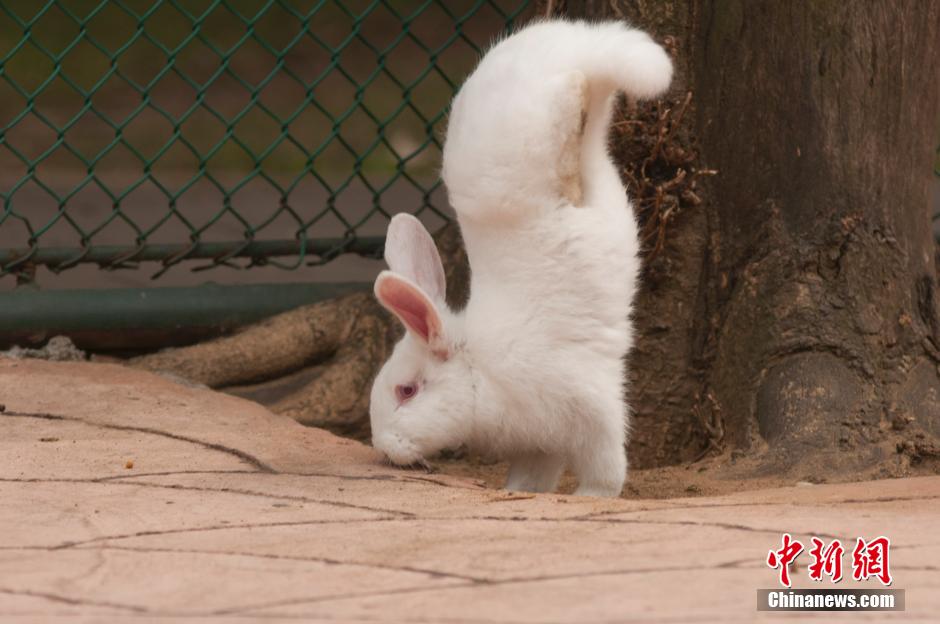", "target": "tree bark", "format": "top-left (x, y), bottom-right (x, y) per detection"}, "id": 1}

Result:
top-left (599, 0), bottom-right (940, 476)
